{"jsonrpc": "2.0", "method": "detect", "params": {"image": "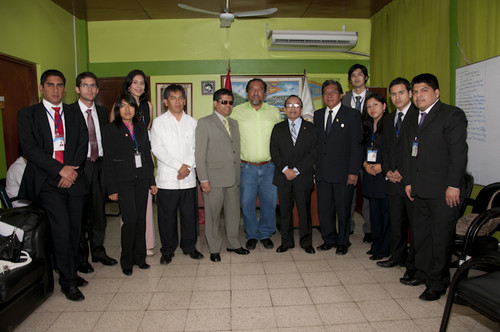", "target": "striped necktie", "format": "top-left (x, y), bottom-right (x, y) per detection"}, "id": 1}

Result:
top-left (290, 122), bottom-right (297, 145)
